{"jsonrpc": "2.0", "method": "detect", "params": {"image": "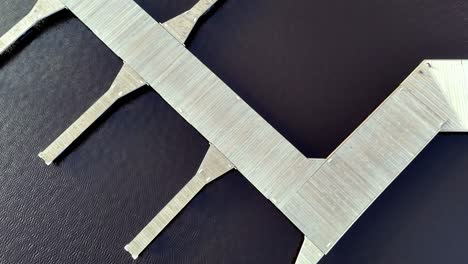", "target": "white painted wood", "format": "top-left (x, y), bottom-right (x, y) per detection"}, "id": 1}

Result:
top-left (163, 0), bottom-right (218, 44)
top-left (124, 144), bottom-right (233, 259)
top-left (38, 63), bottom-right (145, 164)
top-left (0, 0), bottom-right (65, 55)
top-left (295, 236), bottom-right (323, 264)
